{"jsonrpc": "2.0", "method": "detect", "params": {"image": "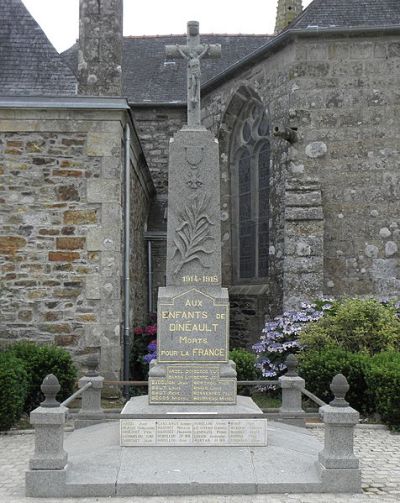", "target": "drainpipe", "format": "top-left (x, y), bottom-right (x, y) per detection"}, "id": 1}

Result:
top-left (123, 124), bottom-right (131, 398)
top-left (147, 240), bottom-right (153, 314)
